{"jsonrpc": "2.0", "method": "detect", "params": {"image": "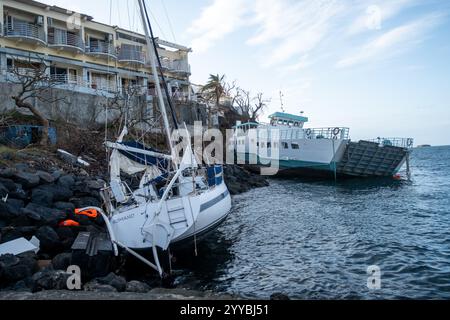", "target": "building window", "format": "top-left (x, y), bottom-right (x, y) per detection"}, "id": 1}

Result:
top-left (267, 142), bottom-right (271, 149)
